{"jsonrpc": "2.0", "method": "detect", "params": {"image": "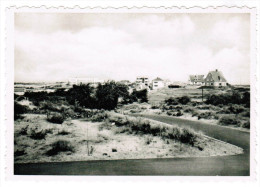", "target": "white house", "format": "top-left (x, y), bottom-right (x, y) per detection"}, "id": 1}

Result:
top-left (136, 76), bottom-right (149, 90)
top-left (152, 77), bottom-right (164, 90)
top-left (188, 75), bottom-right (205, 85)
